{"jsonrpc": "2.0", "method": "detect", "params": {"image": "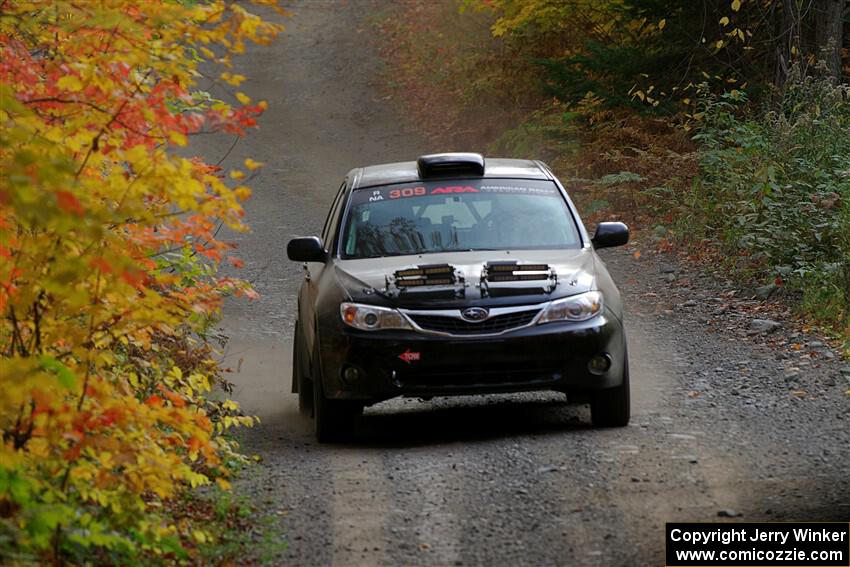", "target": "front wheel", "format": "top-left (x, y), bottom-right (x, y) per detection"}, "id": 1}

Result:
top-left (292, 322), bottom-right (313, 414)
top-left (590, 351), bottom-right (630, 427)
top-left (312, 354), bottom-right (362, 443)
